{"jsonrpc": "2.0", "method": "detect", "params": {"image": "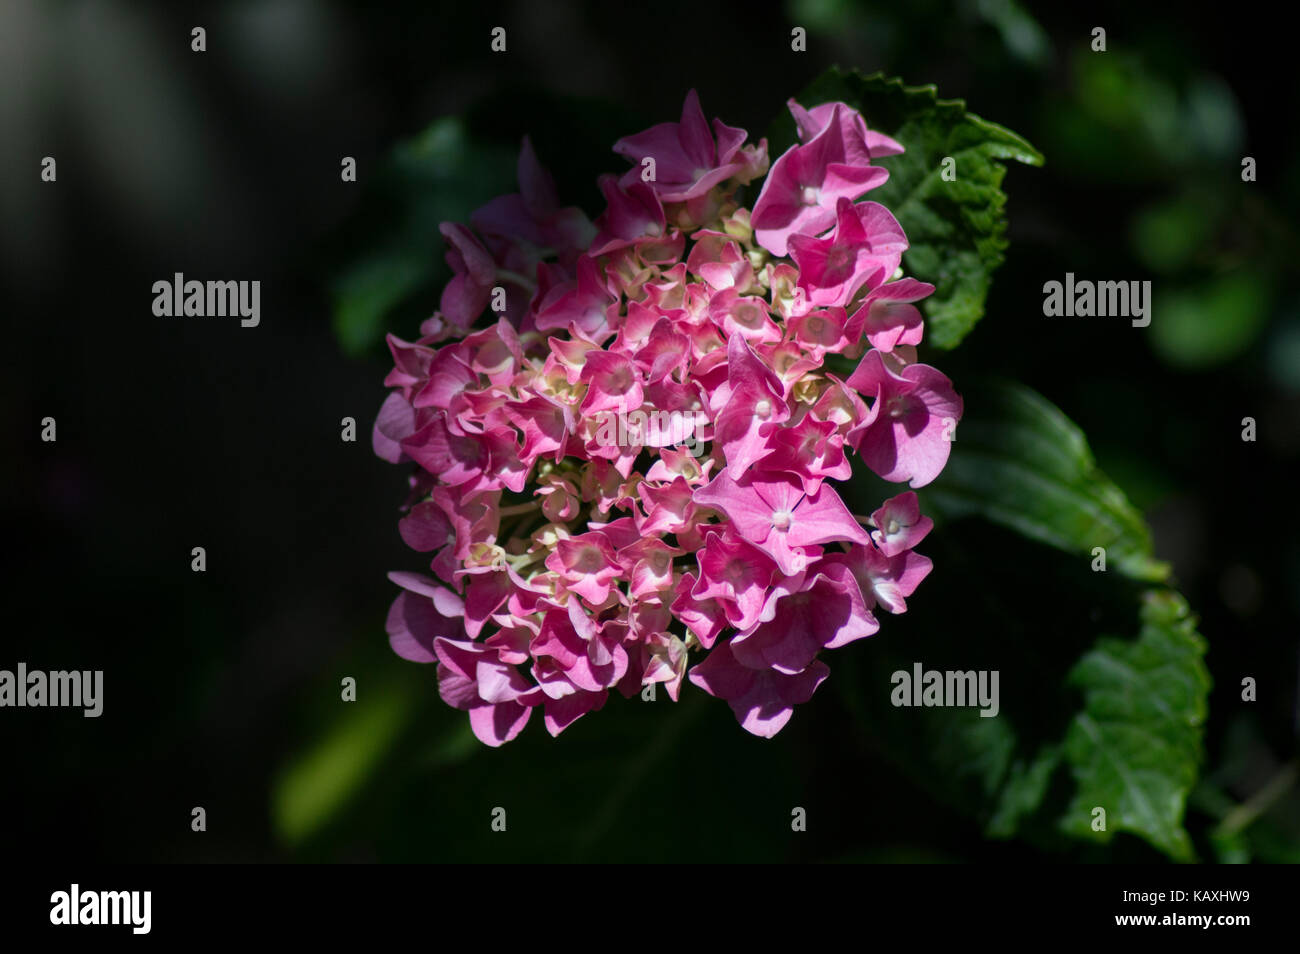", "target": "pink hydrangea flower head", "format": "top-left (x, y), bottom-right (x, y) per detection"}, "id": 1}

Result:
top-left (374, 95), bottom-right (959, 742)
